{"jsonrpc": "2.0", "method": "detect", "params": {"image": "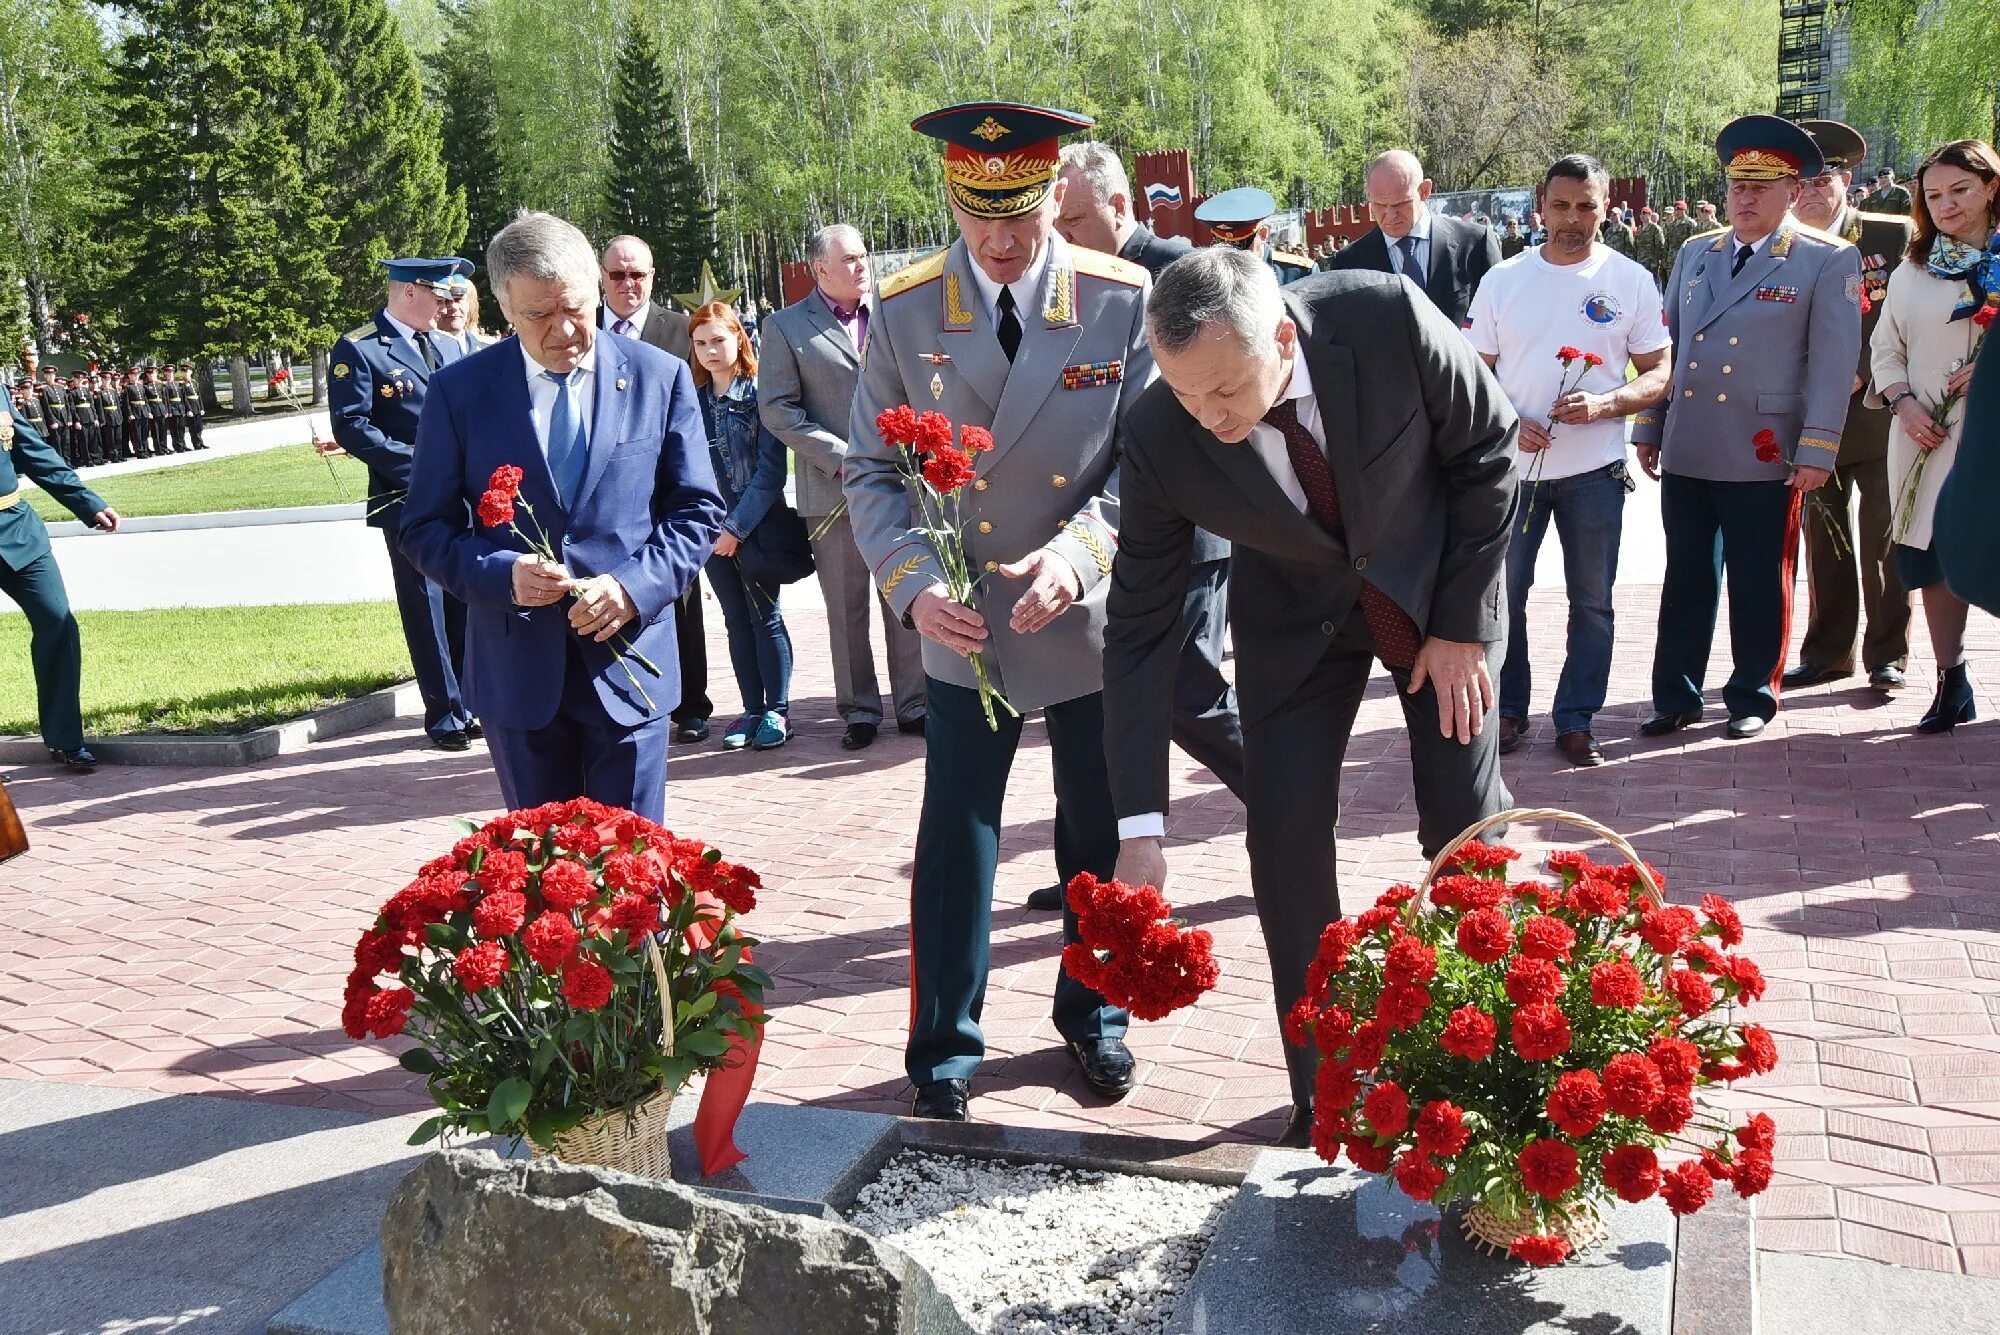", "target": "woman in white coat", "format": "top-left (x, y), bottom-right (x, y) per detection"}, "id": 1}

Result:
top-left (1871, 138), bottom-right (2000, 734)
